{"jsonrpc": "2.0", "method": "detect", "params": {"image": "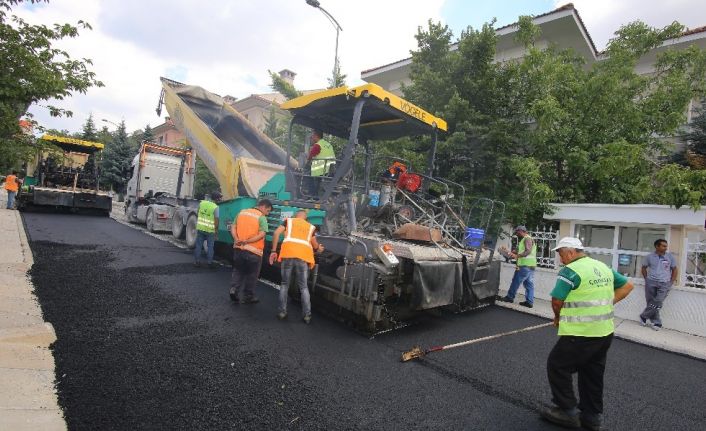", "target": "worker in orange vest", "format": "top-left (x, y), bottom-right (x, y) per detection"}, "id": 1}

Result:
top-left (230, 199), bottom-right (273, 304)
top-left (3, 171), bottom-right (21, 210)
top-left (269, 209), bottom-right (324, 324)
